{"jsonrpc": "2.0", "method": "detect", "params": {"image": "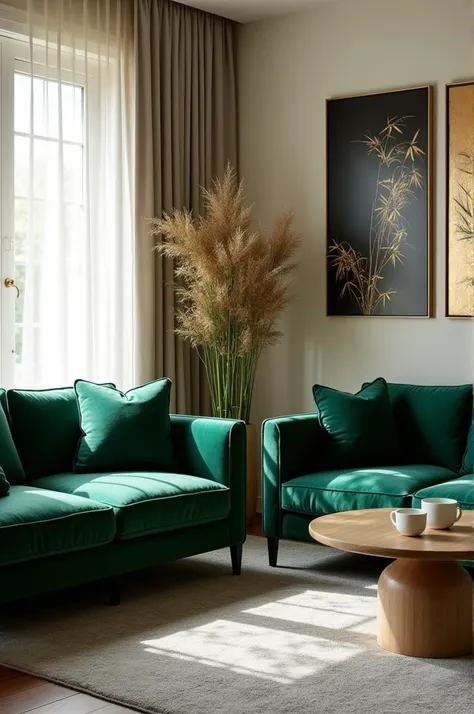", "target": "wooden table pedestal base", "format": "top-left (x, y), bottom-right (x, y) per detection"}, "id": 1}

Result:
top-left (377, 558), bottom-right (473, 658)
